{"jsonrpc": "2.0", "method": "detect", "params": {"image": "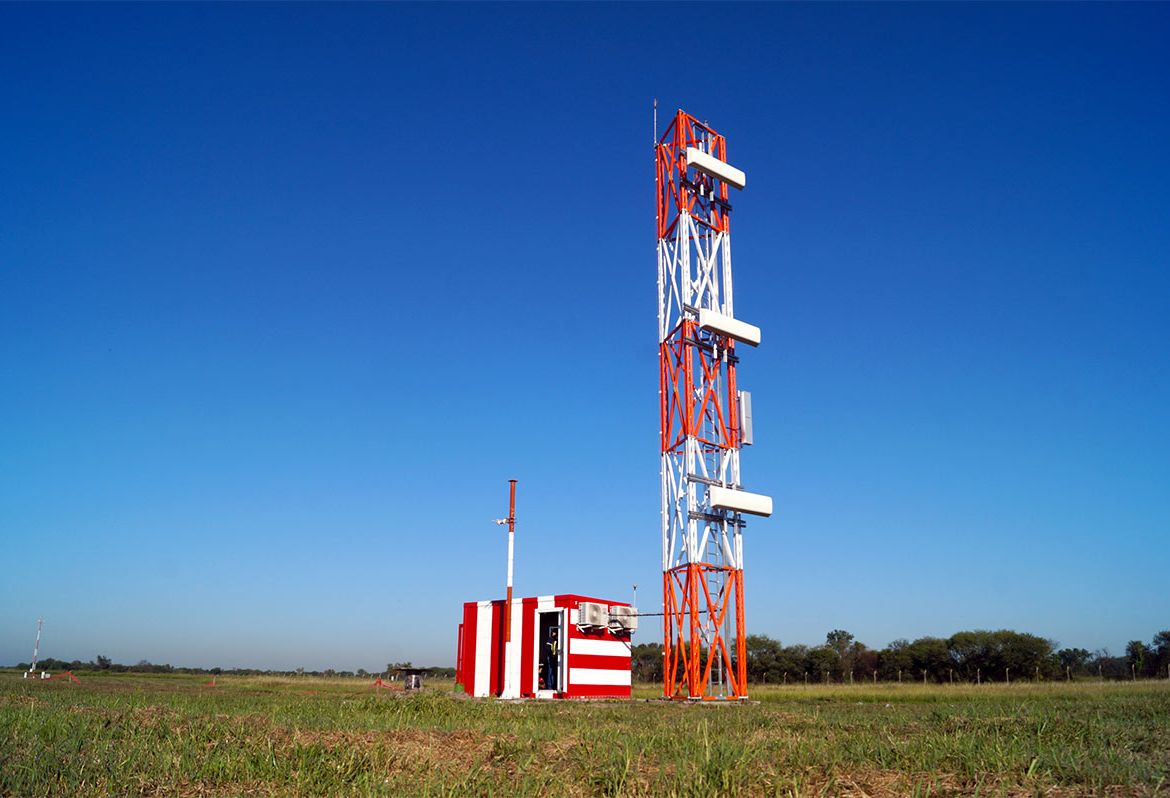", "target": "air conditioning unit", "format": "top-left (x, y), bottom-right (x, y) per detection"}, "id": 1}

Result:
top-left (579, 602), bottom-right (609, 628)
top-left (609, 605), bottom-right (638, 632)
